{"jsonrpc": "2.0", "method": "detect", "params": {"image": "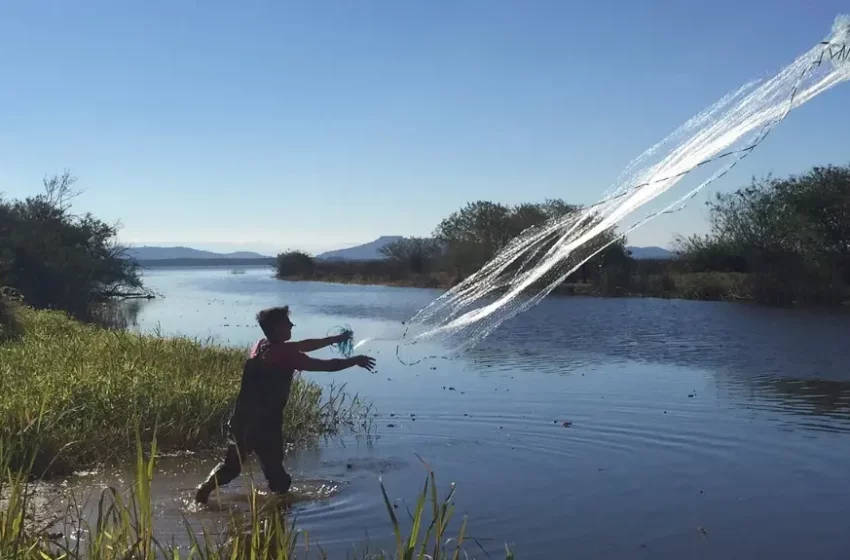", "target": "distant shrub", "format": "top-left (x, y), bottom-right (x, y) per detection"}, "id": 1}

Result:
top-left (275, 250), bottom-right (316, 277)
